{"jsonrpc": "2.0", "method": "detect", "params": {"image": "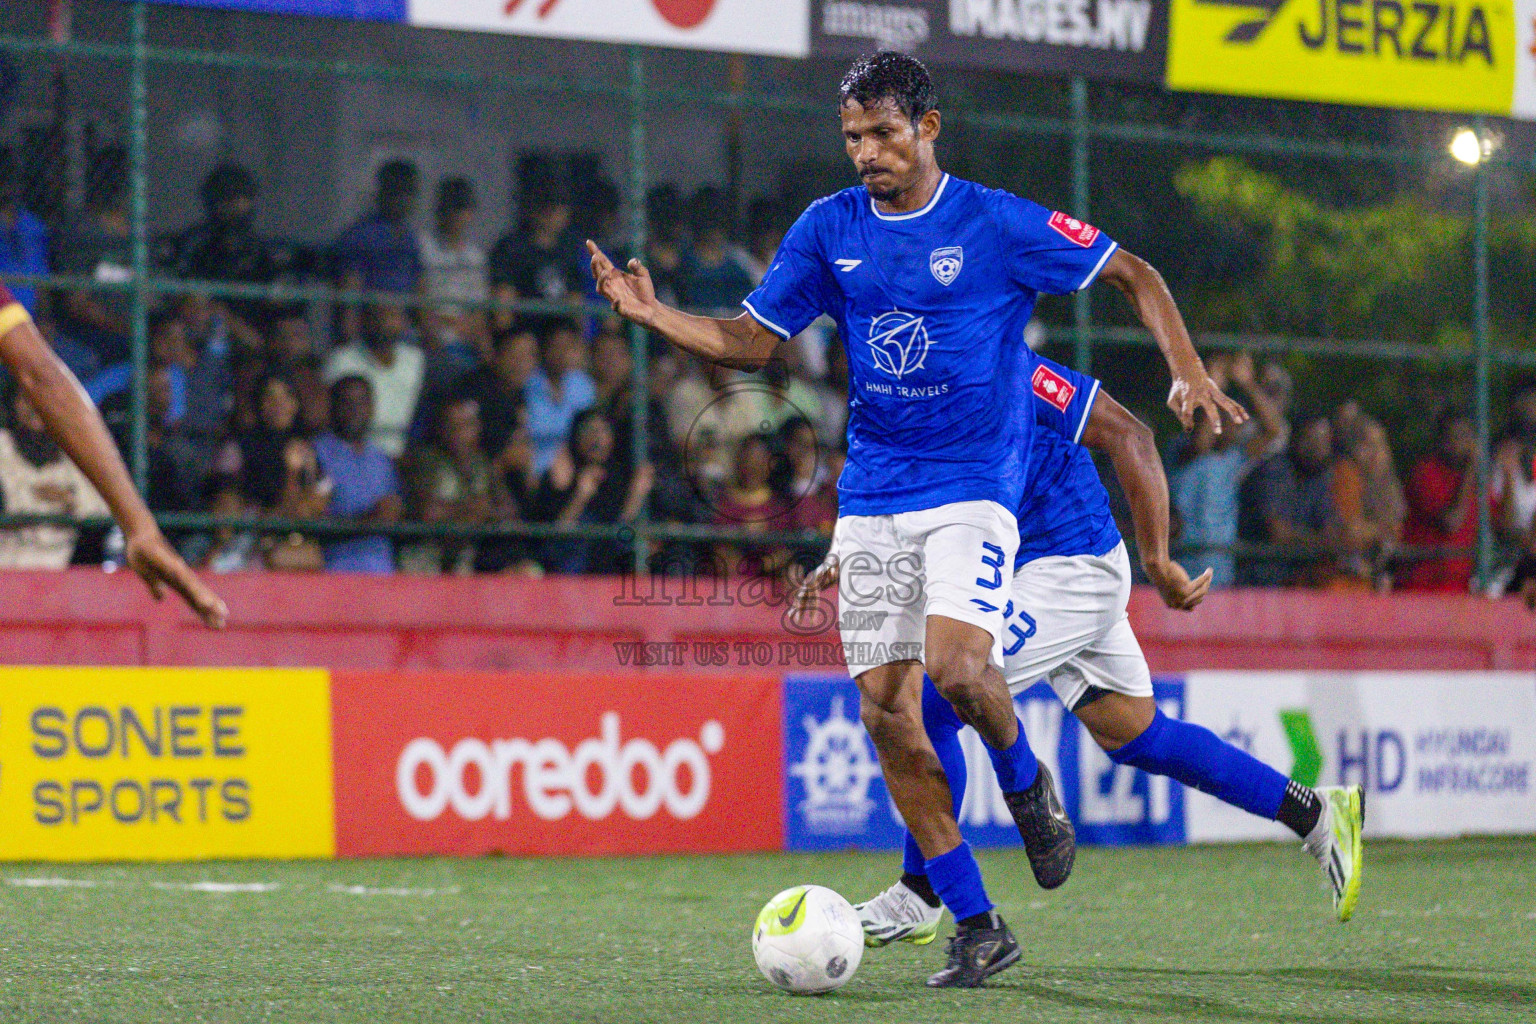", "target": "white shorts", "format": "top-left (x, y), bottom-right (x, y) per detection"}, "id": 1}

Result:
top-left (1000, 540), bottom-right (1152, 710)
top-left (834, 500), bottom-right (1020, 679)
